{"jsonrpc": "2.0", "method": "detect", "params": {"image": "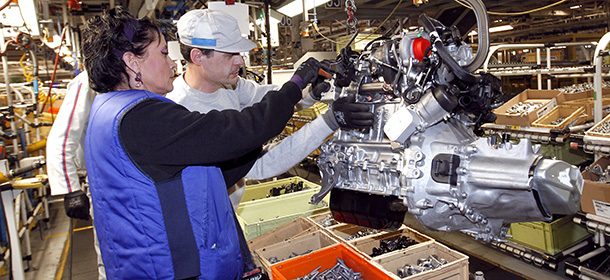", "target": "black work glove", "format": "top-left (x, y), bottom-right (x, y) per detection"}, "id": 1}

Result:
top-left (242, 267), bottom-right (269, 280)
top-left (322, 95), bottom-right (374, 130)
top-left (64, 190), bottom-right (90, 220)
top-left (289, 57), bottom-right (322, 89)
top-left (311, 81), bottom-right (331, 101)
